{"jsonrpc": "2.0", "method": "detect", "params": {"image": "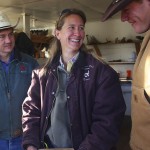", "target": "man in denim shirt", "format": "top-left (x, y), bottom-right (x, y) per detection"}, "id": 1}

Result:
top-left (0, 13), bottom-right (38, 150)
